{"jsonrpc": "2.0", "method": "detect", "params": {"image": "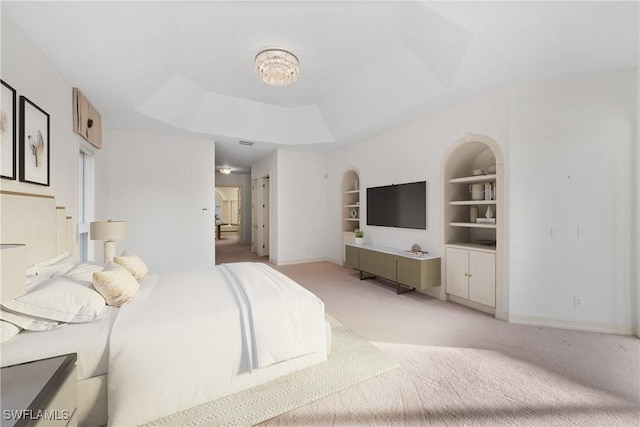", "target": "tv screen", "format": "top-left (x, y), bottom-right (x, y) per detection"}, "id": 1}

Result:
top-left (367, 181), bottom-right (426, 229)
